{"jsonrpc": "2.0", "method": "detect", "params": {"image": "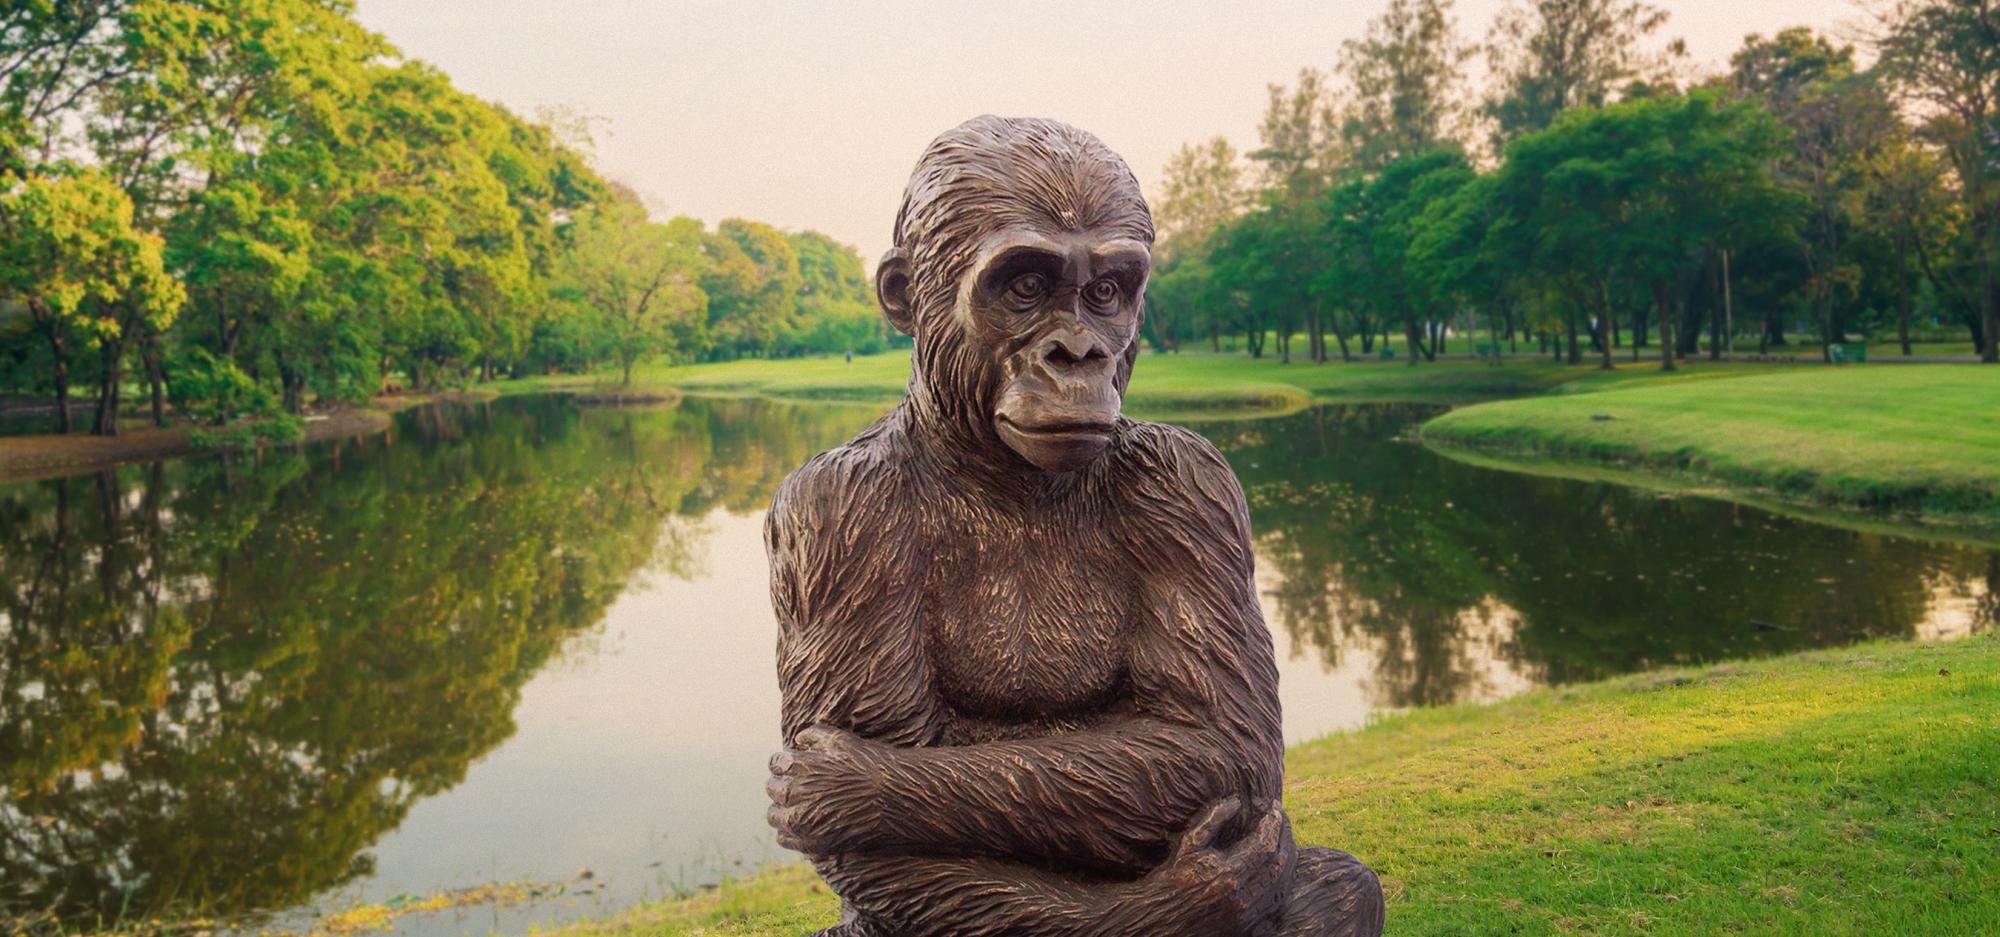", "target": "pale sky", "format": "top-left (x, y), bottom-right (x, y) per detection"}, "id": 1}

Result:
top-left (354, 0), bottom-right (1863, 264)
